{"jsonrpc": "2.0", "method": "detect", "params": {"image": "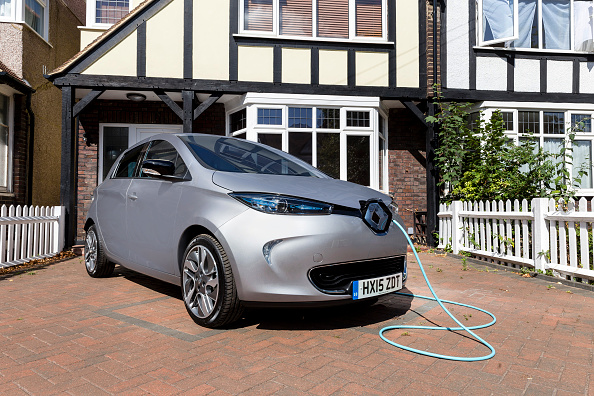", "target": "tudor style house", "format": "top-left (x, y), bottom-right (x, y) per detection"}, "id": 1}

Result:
top-left (442, 0), bottom-right (594, 192)
top-left (47, 0), bottom-right (438, 247)
top-left (0, 0), bottom-right (84, 206)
